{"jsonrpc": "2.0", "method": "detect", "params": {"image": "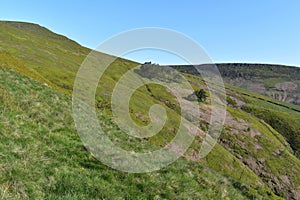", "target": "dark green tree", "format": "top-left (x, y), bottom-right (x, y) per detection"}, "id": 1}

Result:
top-left (194, 89), bottom-right (208, 102)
